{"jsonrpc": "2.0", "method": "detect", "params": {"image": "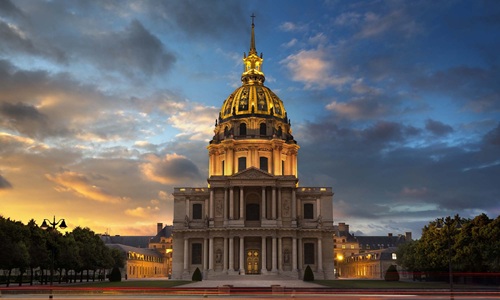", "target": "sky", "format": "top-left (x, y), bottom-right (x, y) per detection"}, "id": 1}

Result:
top-left (0, 0), bottom-right (499, 238)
